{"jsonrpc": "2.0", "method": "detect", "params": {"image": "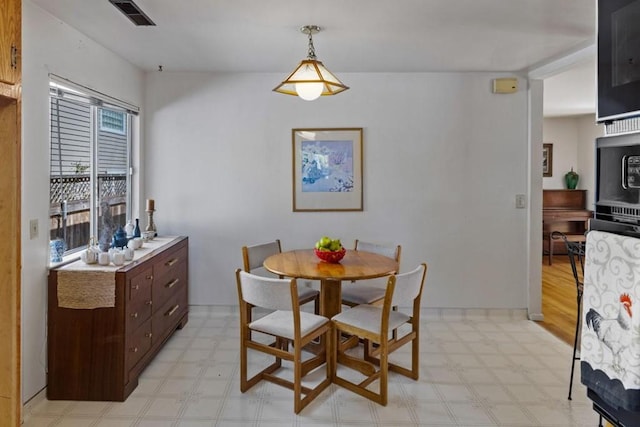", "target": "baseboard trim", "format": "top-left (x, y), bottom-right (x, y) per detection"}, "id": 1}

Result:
top-left (23, 386), bottom-right (47, 419)
top-left (528, 312), bottom-right (544, 321)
